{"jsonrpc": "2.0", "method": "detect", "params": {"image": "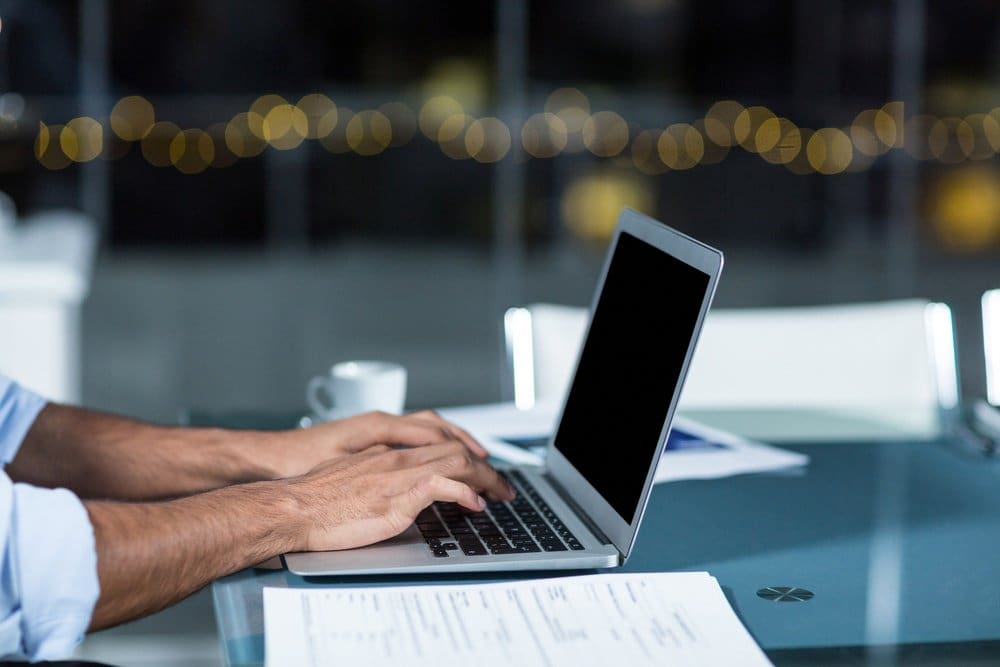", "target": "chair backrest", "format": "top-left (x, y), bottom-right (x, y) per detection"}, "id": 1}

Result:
top-left (505, 299), bottom-right (959, 438)
top-left (984, 289), bottom-right (1000, 406)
